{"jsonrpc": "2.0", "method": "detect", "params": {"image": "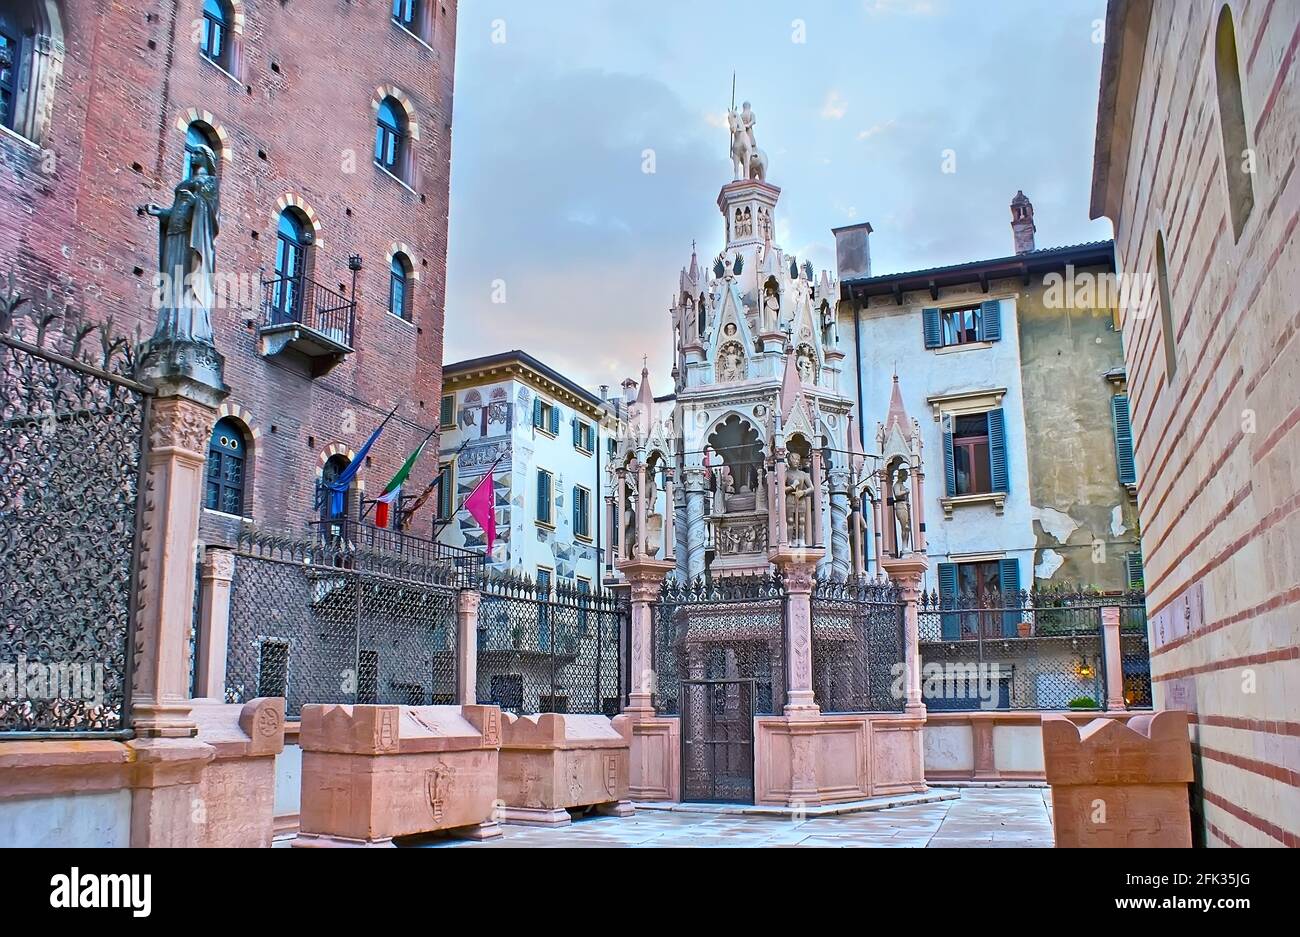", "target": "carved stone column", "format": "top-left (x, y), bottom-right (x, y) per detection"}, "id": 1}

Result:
top-left (1102, 606), bottom-right (1126, 712)
top-left (829, 470), bottom-right (851, 581)
top-left (882, 554), bottom-right (928, 716)
top-left (684, 469), bottom-right (708, 582)
top-left (618, 559), bottom-right (673, 716)
top-left (673, 483), bottom-right (687, 582)
top-left (770, 554), bottom-right (822, 716)
top-left (849, 495), bottom-right (866, 577)
top-left (194, 546), bottom-right (234, 699)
